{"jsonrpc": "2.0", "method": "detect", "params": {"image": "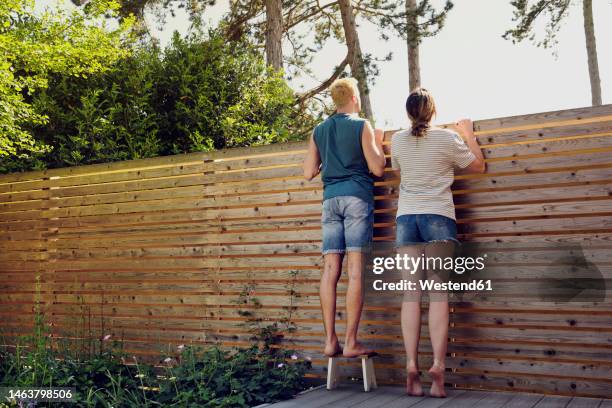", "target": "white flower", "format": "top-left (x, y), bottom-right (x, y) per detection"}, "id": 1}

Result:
top-left (277, 363), bottom-right (284, 368)
top-left (135, 374), bottom-right (145, 379)
top-left (290, 354), bottom-right (298, 360)
top-left (164, 357), bottom-right (173, 363)
top-left (177, 344), bottom-right (185, 351)
top-left (103, 334), bottom-right (111, 341)
top-left (305, 356), bottom-right (312, 362)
